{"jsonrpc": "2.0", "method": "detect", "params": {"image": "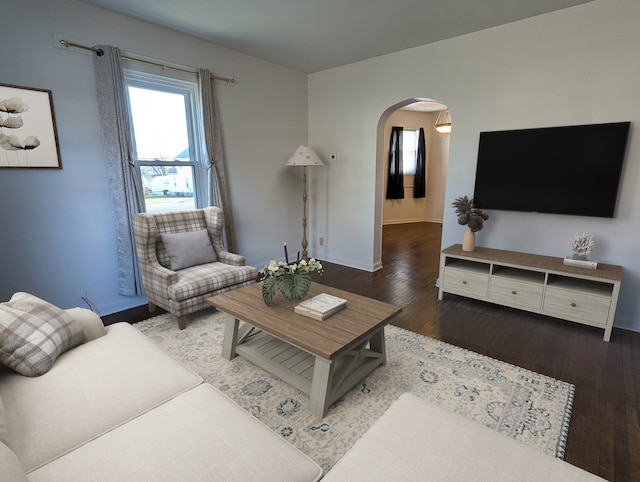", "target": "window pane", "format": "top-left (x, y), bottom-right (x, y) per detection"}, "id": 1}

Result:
top-left (128, 81), bottom-right (199, 213)
top-left (141, 165), bottom-right (195, 212)
top-left (128, 87), bottom-right (190, 161)
top-left (402, 129), bottom-right (418, 175)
